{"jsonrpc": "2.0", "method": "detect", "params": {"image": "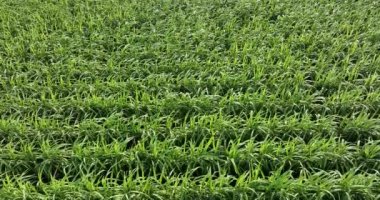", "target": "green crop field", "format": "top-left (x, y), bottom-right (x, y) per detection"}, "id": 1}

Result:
top-left (0, 0), bottom-right (380, 199)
